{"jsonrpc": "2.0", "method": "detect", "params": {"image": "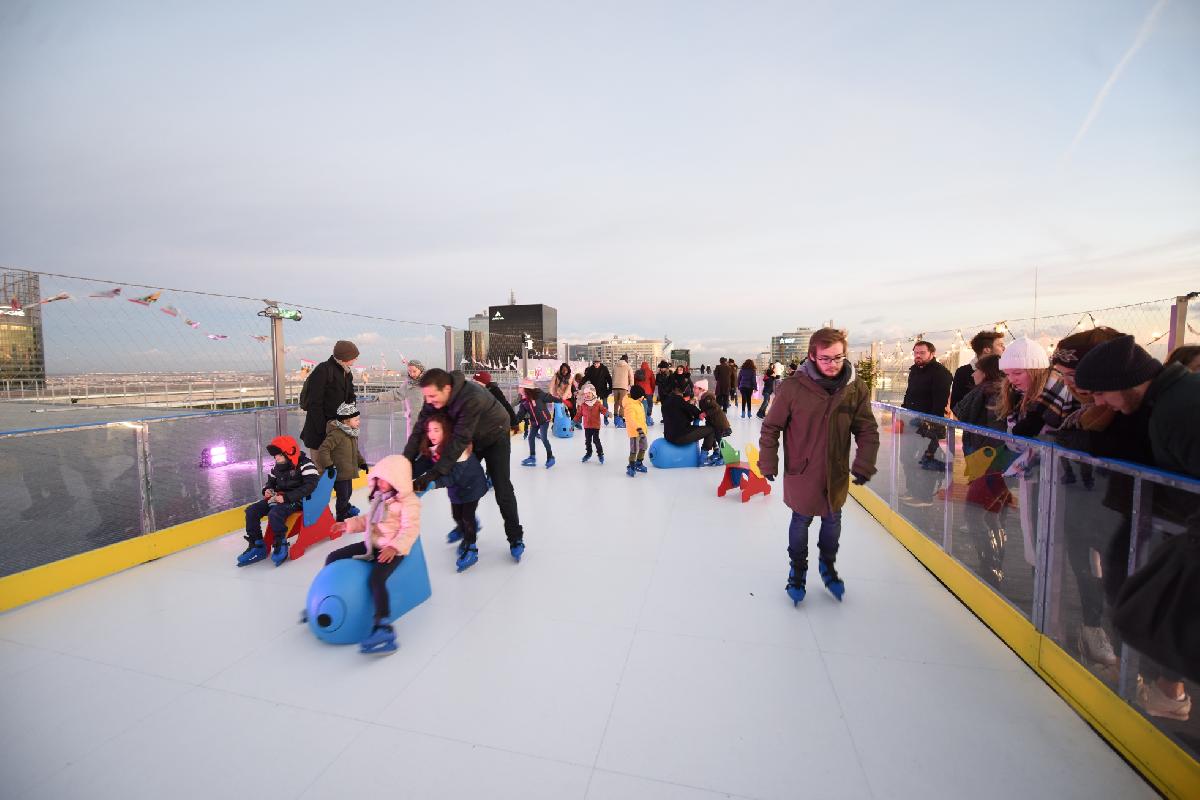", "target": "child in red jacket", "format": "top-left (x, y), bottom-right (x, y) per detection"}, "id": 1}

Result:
top-left (574, 383), bottom-right (609, 464)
